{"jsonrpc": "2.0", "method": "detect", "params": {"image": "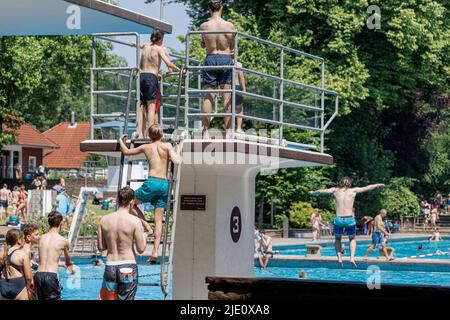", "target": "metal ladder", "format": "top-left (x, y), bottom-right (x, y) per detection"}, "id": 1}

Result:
top-left (117, 67), bottom-right (186, 298)
top-left (68, 188), bottom-right (92, 251)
